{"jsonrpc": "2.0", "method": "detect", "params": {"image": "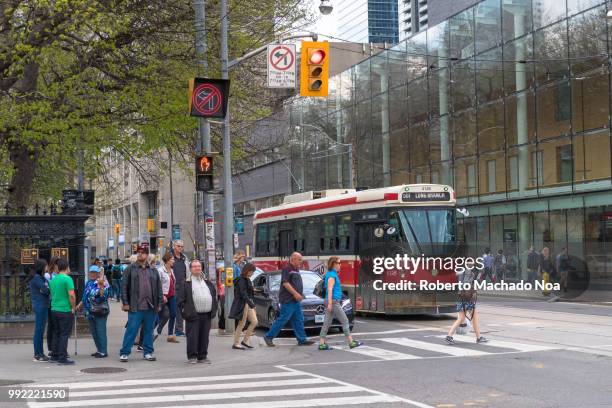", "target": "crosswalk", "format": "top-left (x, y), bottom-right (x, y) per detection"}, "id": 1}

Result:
top-left (333, 333), bottom-right (558, 361)
top-left (25, 368), bottom-right (413, 408)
